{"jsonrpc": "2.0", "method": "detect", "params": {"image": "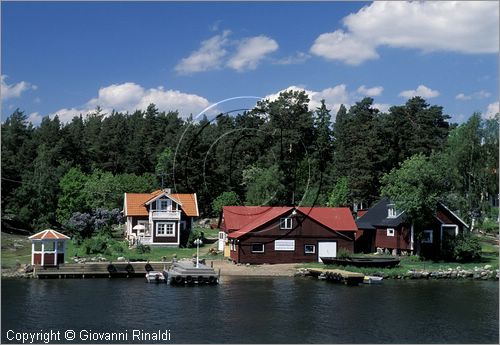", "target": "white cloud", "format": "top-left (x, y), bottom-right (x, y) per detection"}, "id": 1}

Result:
top-left (357, 85), bottom-right (384, 97)
top-left (456, 90), bottom-right (491, 101)
top-left (456, 93), bottom-right (472, 101)
top-left (372, 103), bottom-right (391, 113)
top-left (227, 36), bottom-right (278, 71)
top-left (311, 1), bottom-right (499, 65)
top-left (273, 51), bottom-right (310, 65)
top-left (176, 32), bottom-right (279, 74)
top-left (264, 84), bottom-right (350, 116)
top-left (310, 30), bottom-right (379, 65)
top-left (27, 112), bottom-right (43, 125)
top-left (47, 82), bottom-right (211, 124)
top-left (485, 101), bottom-right (499, 119)
top-left (399, 85), bottom-right (440, 99)
top-left (1, 75), bottom-right (37, 101)
top-left (175, 31), bottom-right (230, 75)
